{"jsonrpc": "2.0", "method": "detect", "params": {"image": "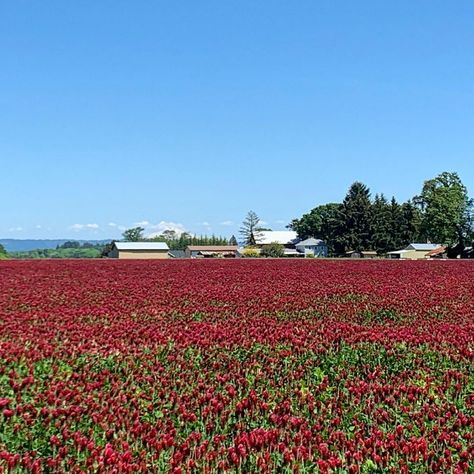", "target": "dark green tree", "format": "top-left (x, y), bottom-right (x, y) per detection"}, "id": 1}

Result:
top-left (288, 203), bottom-right (343, 255)
top-left (370, 194), bottom-right (392, 254)
top-left (416, 172), bottom-right (473, 246)
top-left (0, 243), bottom-right (7, 259)
top-left (229, 235), bottom-right (238, 246)
top-left (122, 227), bottom-right (145, 242)
top-left (100, 240), bottom-right (116, 257)
top-left (398, 201), bottom-right (422, 247)
top-left (338, 182), bottom-right (372, 252)
top-left (240, 211), bottom-right (263, 246)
